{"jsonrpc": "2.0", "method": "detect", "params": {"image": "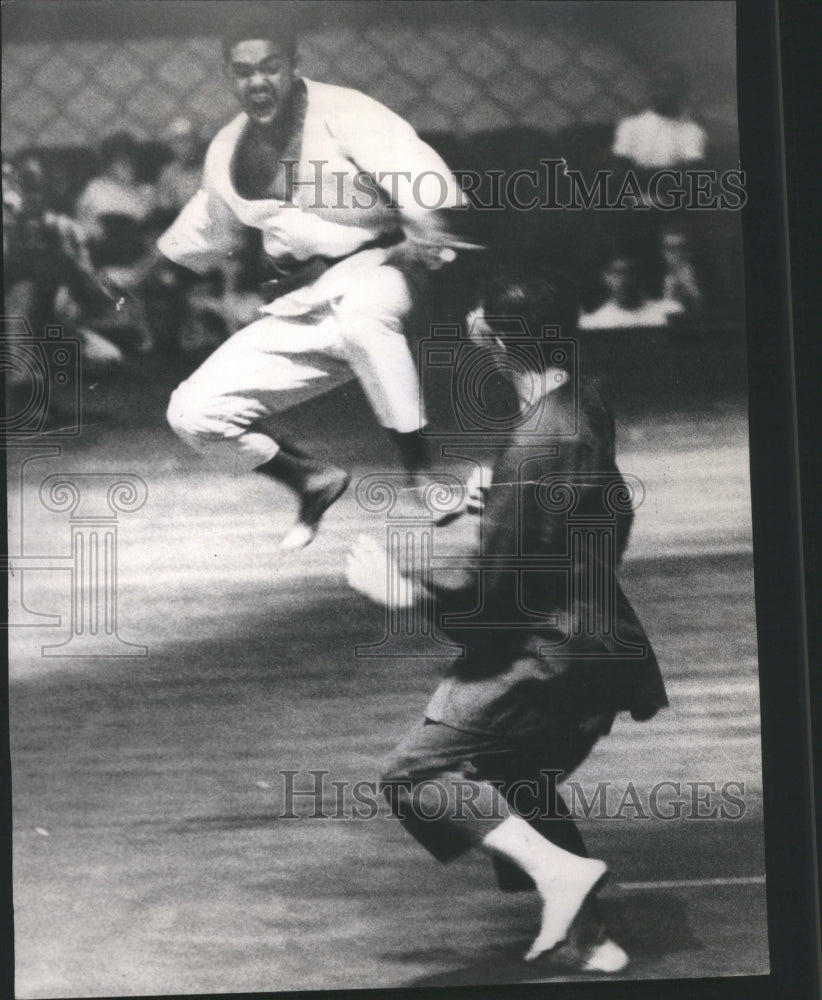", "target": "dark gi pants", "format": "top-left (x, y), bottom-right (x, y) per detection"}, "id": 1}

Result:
top-left (381, 707), bottom-right (615, 891)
